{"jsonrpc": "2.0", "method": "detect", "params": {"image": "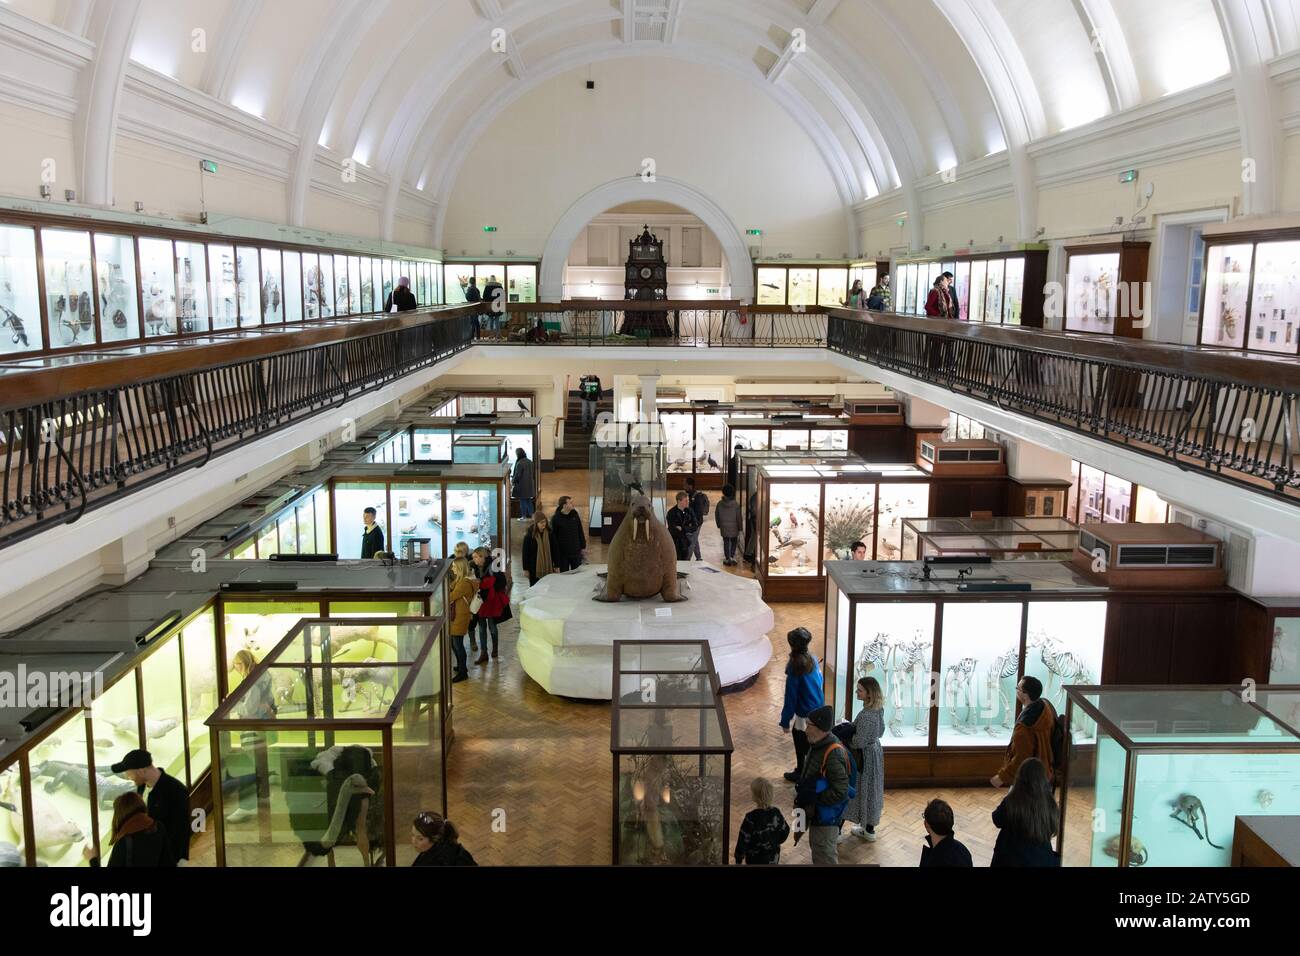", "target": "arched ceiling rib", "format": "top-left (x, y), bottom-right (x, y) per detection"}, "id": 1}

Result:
top-left (0, 0), bottom-right (1288, 248)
